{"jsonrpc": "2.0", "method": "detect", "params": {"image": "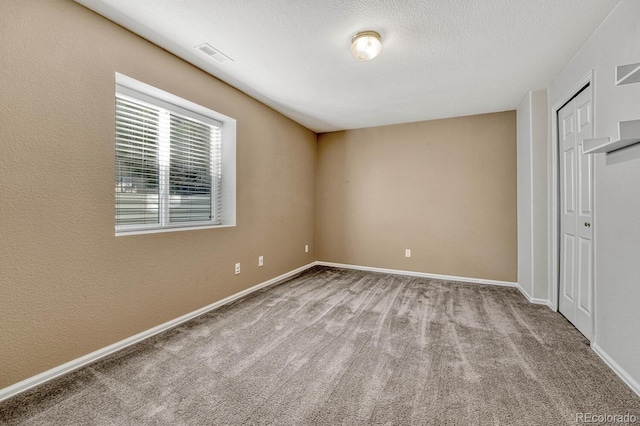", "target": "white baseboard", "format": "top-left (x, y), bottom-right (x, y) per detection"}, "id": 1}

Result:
top-left (316, 261), bottom-right (518, 288)
top-left (532, 298), bottom-right (554, 310)
top-left (0, 262), bottom-right (317, 404)
top-left (515, 285), bottom-right (534, 302)
top-left (318, 261), bottom-right (554, 309)
top-left (592, 342), bottom-right (640, 398)
top-left (514, 285), bottom-right (553, 310)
